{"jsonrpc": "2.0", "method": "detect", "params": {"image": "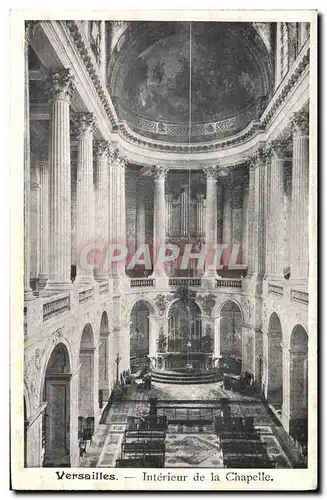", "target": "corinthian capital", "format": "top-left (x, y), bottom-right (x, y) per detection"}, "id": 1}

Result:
top-left (72, 113), bottom-right (96, 136)
top-left (270, 138), bottom-right (290, 158)
top-left (94, 140), bottom-right (110, 158)
top-left (202, 165), bottom-right (218, 180)
top-left (153, 166), bottom-right (168, 180)
top-left (247, 147), bottom-right (267, 169)
top-left (292, 110), bottom-right (309, 135)
top-left (45, 68), bottom-right (75, 102)
top-left (110, 148), bottom-right (128, 168)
